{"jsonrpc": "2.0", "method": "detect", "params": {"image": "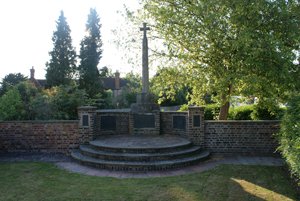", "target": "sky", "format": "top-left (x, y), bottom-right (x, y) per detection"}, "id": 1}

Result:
top-left (0, 0), bottom-right (140, 80)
